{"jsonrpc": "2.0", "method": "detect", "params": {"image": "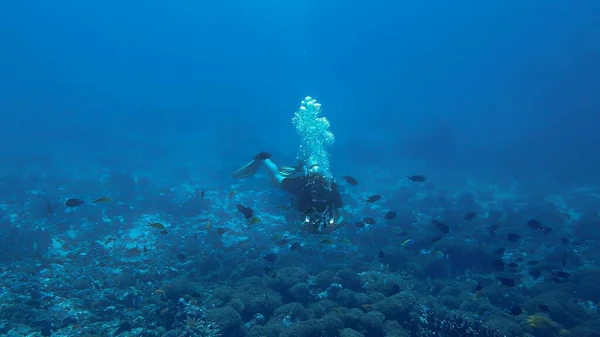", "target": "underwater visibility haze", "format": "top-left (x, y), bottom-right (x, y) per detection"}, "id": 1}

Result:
top-left (1, 1), bottom-right (600, 336)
